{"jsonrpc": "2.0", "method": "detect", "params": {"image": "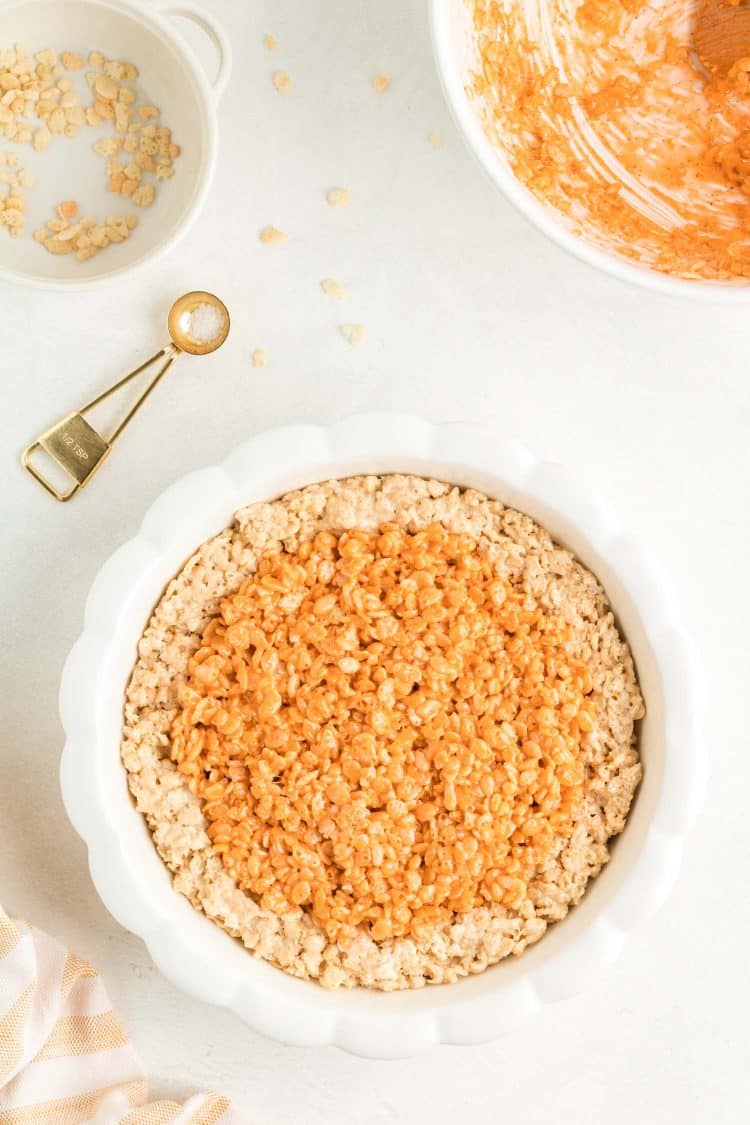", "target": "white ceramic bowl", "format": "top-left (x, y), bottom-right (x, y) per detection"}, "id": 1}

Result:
top-left (0, 0), bottom-right (229, 289)
top-left (430, 0), bottom-right (749, 303)
top-left (59, 414), bottom-right (707, 1057)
